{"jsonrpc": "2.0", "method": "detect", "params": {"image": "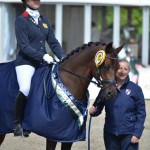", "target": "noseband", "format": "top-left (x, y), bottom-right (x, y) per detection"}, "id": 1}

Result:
top-left (97, 79), bottom-right (117, 88)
